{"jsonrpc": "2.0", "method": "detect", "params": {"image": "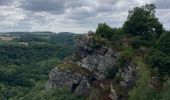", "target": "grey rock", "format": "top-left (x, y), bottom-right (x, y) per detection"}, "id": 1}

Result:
top-left (115, 63), bottom-right (136, 93)
top-left (46, 33), bottom-right (136, 99)
top-left (47, 67), bottom-right (85, 91)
